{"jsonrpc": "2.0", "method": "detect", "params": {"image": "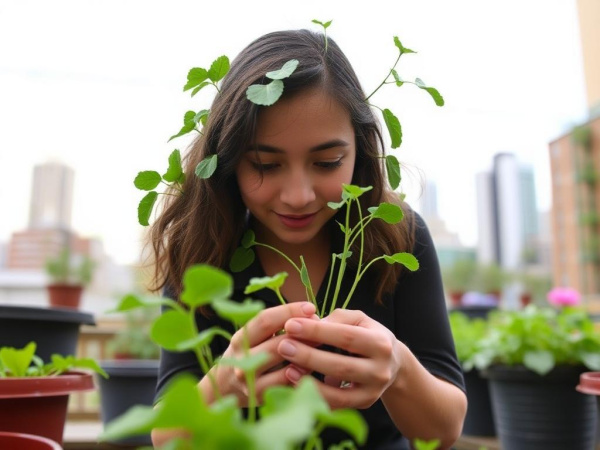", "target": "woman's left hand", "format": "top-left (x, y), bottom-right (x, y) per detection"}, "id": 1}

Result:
top-left (277, 308), bottom-right (402, 410)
